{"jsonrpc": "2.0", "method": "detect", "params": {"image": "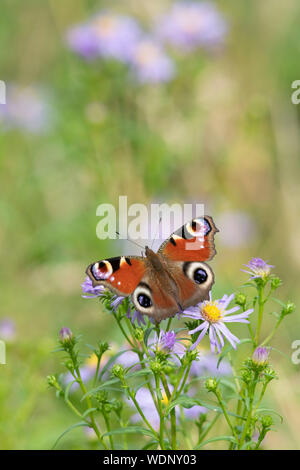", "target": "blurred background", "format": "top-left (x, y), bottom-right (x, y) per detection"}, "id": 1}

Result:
top-left (0, 0), bottom-right (300, 449)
